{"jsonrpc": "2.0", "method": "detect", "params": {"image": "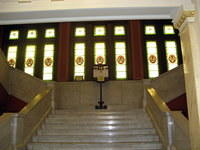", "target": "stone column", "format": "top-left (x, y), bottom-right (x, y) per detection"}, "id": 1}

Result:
top-left (173, 10), bottom-right (200, 150)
